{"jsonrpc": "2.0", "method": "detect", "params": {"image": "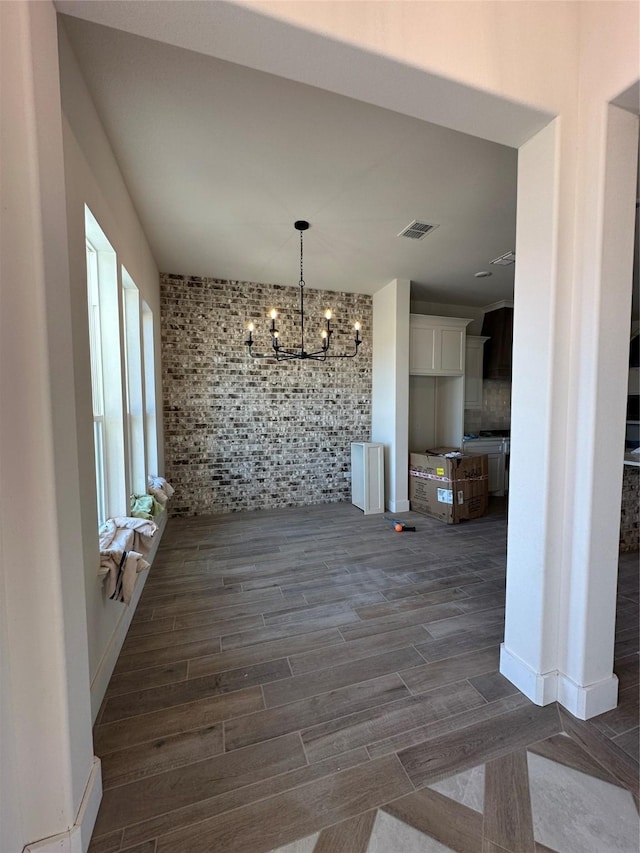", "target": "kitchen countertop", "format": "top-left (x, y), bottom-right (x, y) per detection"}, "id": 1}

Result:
top-left (623, 451), bottom-right (640, 467)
